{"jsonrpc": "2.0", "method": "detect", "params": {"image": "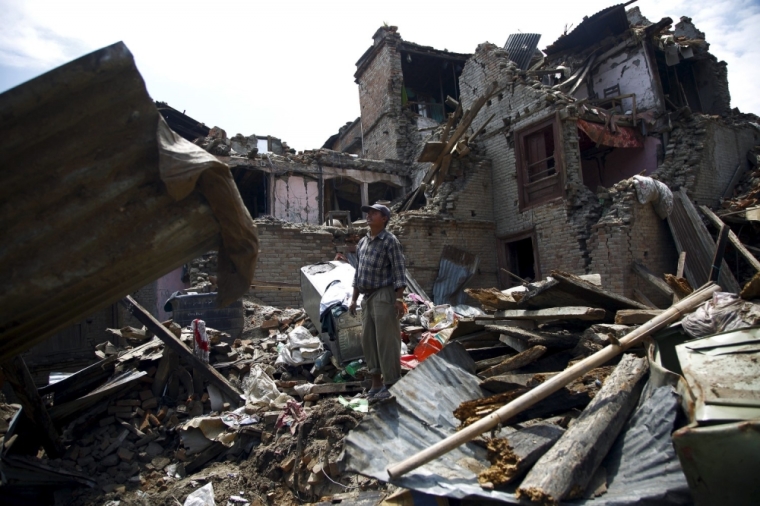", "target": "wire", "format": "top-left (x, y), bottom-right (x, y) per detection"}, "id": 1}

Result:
top-left (321, 467), bottom-right (362, 490)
